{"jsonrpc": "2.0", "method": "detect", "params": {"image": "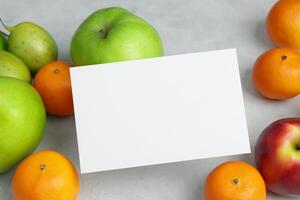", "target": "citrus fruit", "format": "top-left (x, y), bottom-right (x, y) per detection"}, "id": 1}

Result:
top-left (267, 0), bottom-right (300, 50)
top-left (34, 61), bottom-right (74, 116)
top-left (12, 150), bottom-right (80, 200)
top-left (252, 48), bottom-right (300, 100)
top-left (204, 161), bottom-right (266, 200)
